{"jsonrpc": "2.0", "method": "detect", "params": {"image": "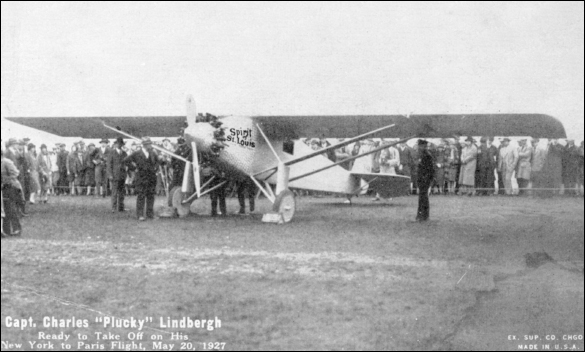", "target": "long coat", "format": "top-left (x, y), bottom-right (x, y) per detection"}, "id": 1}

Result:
top-left (107, 149), bottom-right (128, 182)
top-left (124, 150), bottom-right (160, 193)
top-left (351, 142), bottom-right (377, 174)
top-left (25, 152), bottom-right (40, 193)
top-left (498, 146), bottom-right (519, 177)
top-left (397, 145), bottom-right (415, 177)
top-left (516, 145), bottom-right (534, 180)
top-left (459, 145), bottom-right (478, 186)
